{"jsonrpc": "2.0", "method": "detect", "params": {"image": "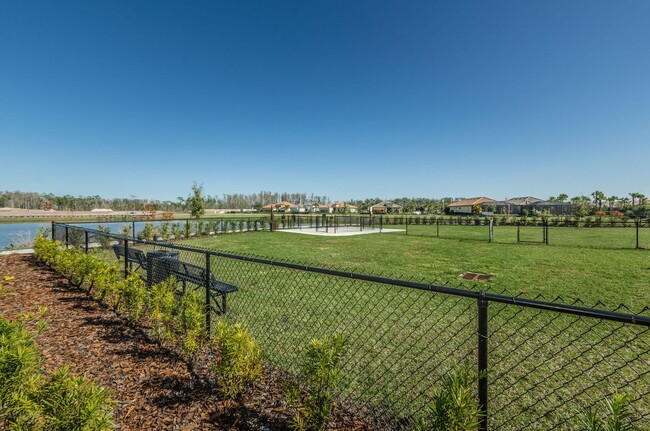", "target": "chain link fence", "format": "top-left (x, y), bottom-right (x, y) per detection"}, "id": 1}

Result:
top-left (51, 222), bottom-right (650, 430)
